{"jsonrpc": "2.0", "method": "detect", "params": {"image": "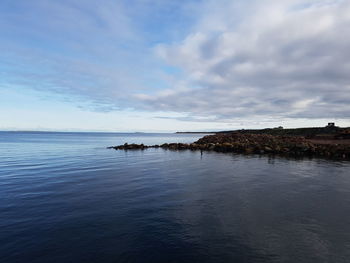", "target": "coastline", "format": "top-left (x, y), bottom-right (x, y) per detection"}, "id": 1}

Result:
top-left (108, 133), bottom-right (350, 160)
